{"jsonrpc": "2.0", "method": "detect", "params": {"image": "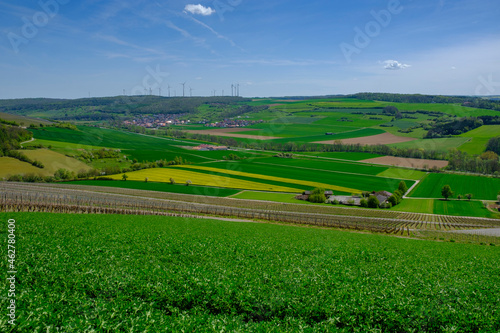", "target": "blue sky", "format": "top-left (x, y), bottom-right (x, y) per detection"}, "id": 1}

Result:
top-left (1, 0), bottom-right (499, 98)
